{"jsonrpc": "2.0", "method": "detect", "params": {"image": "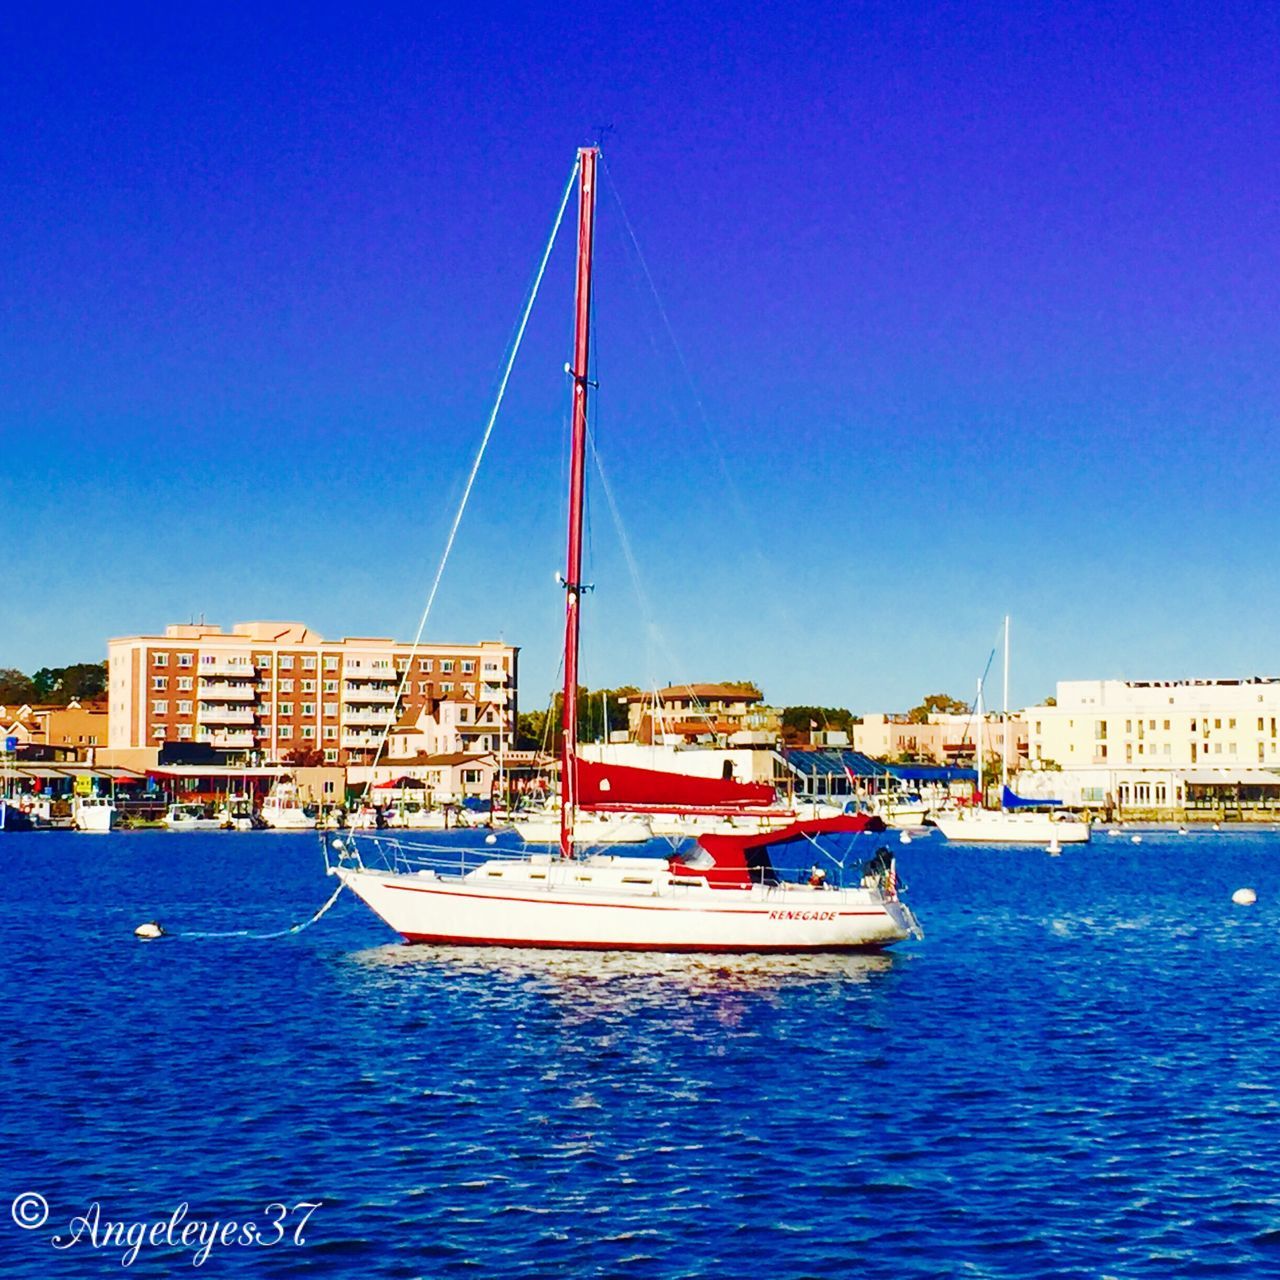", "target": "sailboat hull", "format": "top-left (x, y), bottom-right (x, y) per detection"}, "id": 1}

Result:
top-left (934, 811), bottom-right (1091, 844)
top-left (336, 863), bottom-right (917, 953)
